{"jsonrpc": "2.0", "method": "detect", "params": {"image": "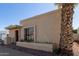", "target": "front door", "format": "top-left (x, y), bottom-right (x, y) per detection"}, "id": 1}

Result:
top-left (15, 30), bottom-right (19, 41)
